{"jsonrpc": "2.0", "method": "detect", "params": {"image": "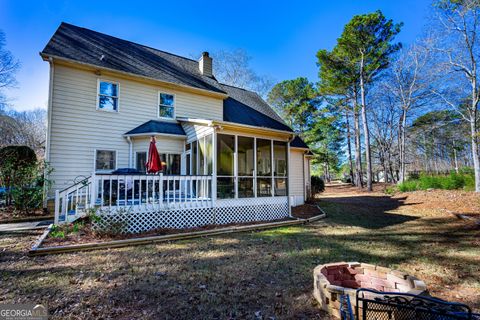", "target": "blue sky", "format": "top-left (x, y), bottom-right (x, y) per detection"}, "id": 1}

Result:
top-left (1, 0), bottom-right (432, 111)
